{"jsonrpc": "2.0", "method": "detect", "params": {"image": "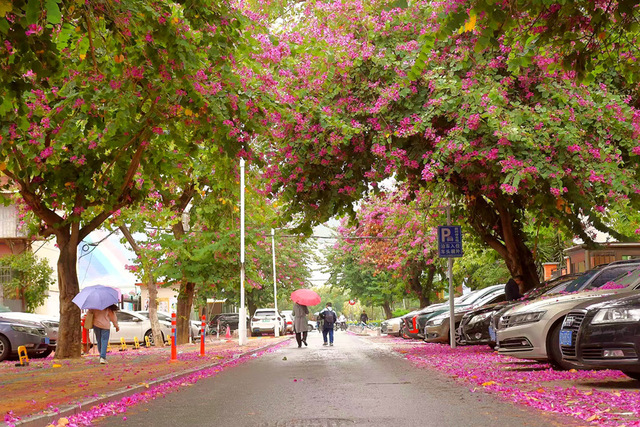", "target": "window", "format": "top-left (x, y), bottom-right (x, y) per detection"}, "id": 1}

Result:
top-left (116, 312), bottom-right (135, 322)
top-left (592, 253), bottom-right (615, 267)
top-left (0, 266), bottom-right (12, 285)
